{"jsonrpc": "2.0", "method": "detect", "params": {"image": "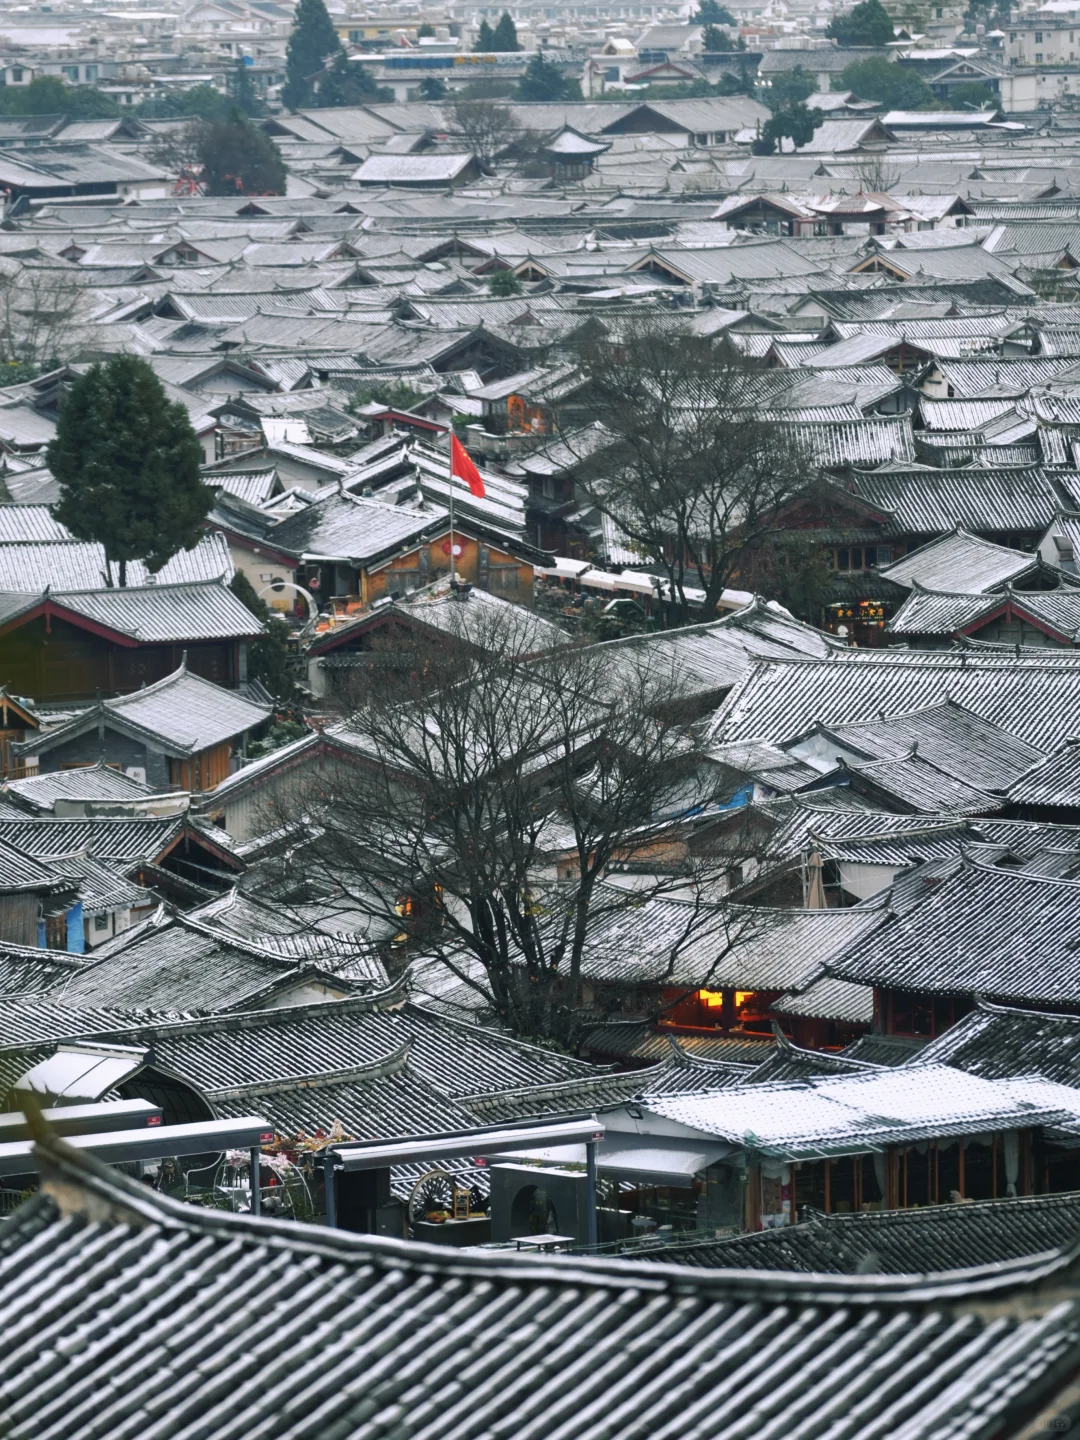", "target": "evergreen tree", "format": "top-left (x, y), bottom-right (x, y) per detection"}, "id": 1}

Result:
top-left (765, 63), bottom-right (816, 109)
top-left (228, 57), bottom-right (264, 116)
top-left (137, 83), bottom-right (230, 120)
top-left (825, 0), bottom-right (894, 47)
top-left (417, 22), bottom-right (435, 37)
top-left (229, 573), bottom-right (296, 703)
top-left (283, 0), bottom-right (342, 109)
top-left (315, 52), bottom-right (392, 106)
top-left (695, 0), bottom-right (735, 22)
top-left (195, 112), bottom-right (286, 194)
top-left (752, 101), bottom-right (824, 154)
top-left (840, 55), bottom-right (934, 107)
top-left (48, 357), bottom-right (212, 588)
top-left (701, 23), bottom-right (729, 49)
top-left (418, 76), bottom-right (447, 99)
top-left (477, 19), bottom-right (496, 49)
top-left (491, 12), bottom-right (521, 50)
top-left (488, 268), bottom-right (522, 295)
top-left (517, 52), bottom-right (574, 101)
